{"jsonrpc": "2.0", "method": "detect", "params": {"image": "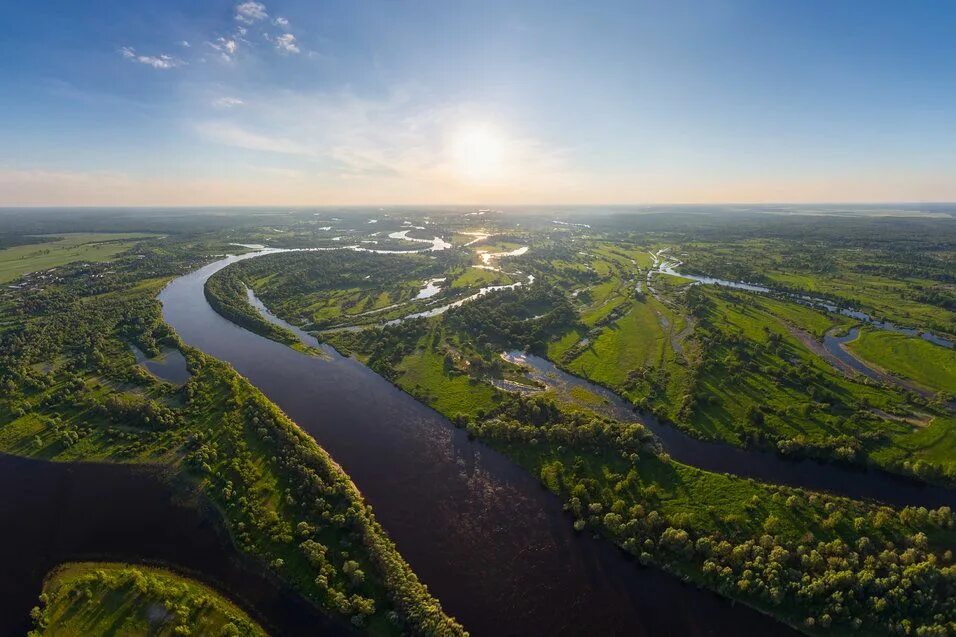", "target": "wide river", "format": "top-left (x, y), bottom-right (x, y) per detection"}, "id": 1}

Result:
top-left (160, 252), bottom-right (803, 635)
